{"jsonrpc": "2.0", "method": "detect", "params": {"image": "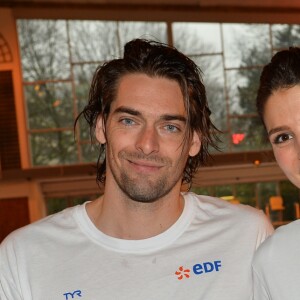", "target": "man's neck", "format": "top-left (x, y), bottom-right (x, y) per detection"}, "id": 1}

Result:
top-left (86, 187), bottom-right (185, 240)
